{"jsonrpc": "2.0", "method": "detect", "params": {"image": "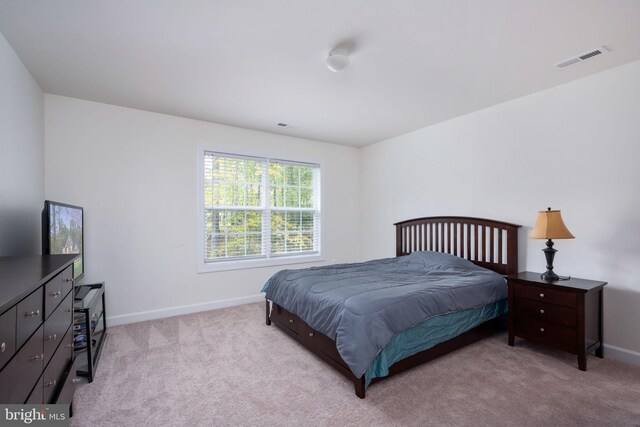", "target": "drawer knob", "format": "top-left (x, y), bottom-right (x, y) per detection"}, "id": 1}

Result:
top-left (65, 344), bottom-right (73, 349)
top-left (1, 342), bottom-right (5, 353)
top-left (309, 332), bottom-right (314, 337)
top-left (65, 278), bottom-right (74, 283)
top-left (539, 293), bottom-right (545, 298)
top-left (51, 291), bottom-right (61, 298)
top-left (540, 328), bottom-right (545, 332)
top-left (30, 353), bottom-right (44, 361)
top-left (26, 309), bottom-right (40, 317)
top-left (47, 334), bottom-right (58, 341)
top-left (539, 309), bottom-right (545, 314)
top-left (45, 380), bottom-right (57, 387)
top-left (289, 319), bottom-right (294, 323)
top-left (72, 378), bottom-right (81, 384)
